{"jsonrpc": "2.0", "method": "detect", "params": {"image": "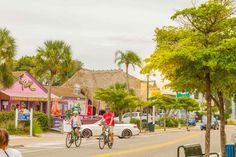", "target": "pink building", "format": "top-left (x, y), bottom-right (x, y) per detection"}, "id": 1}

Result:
top-left (0, 71), bottom-right (58, 113)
